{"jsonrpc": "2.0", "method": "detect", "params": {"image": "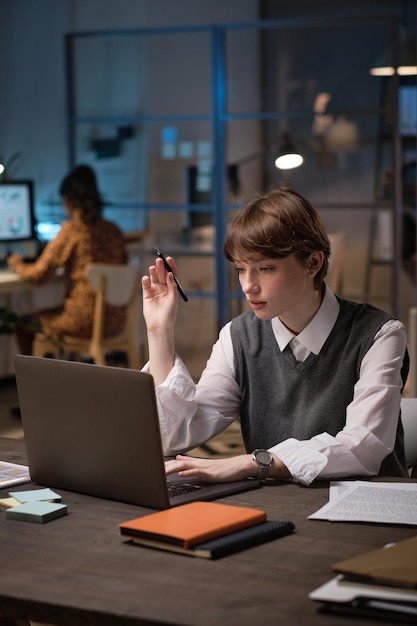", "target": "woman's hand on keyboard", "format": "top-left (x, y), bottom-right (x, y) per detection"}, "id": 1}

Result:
top-left (165, 454), bottom-right (259, 482)
top-left (165, 453), bottom-right (291, 482)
